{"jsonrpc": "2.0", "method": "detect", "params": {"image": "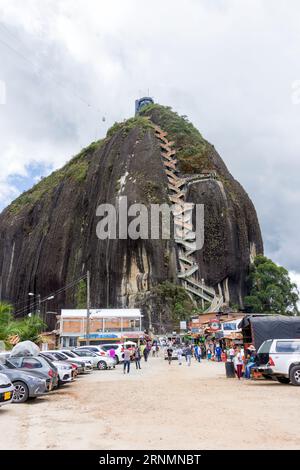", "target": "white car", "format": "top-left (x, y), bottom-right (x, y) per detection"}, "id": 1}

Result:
top-left (40, 353), bottom-right (73, 384)
top-left (99, 344), bottom-right (124, 364)
top-left (71, 349), bottom-right (116, 370)
top-left (75, 345), bottom-right (108, 357)
top-left (256, 339), bottom-right (300, 385)
top-left (46, 350), bottom-right (92, 373)
top-left (0, 372), bottom-right (14, 407)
